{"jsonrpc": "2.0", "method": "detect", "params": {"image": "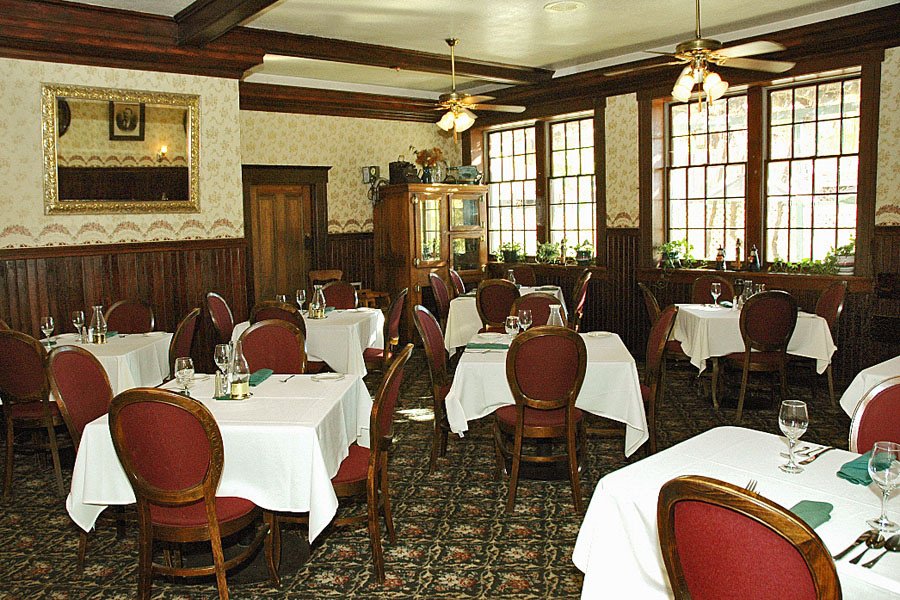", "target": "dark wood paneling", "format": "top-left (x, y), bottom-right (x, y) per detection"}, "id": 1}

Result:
top-left (601, 229), bottom-right (643, 355)
top-left (0, 238), bottom-right (248, 372)
top-left (325, 233), bottom-right (375, 290)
